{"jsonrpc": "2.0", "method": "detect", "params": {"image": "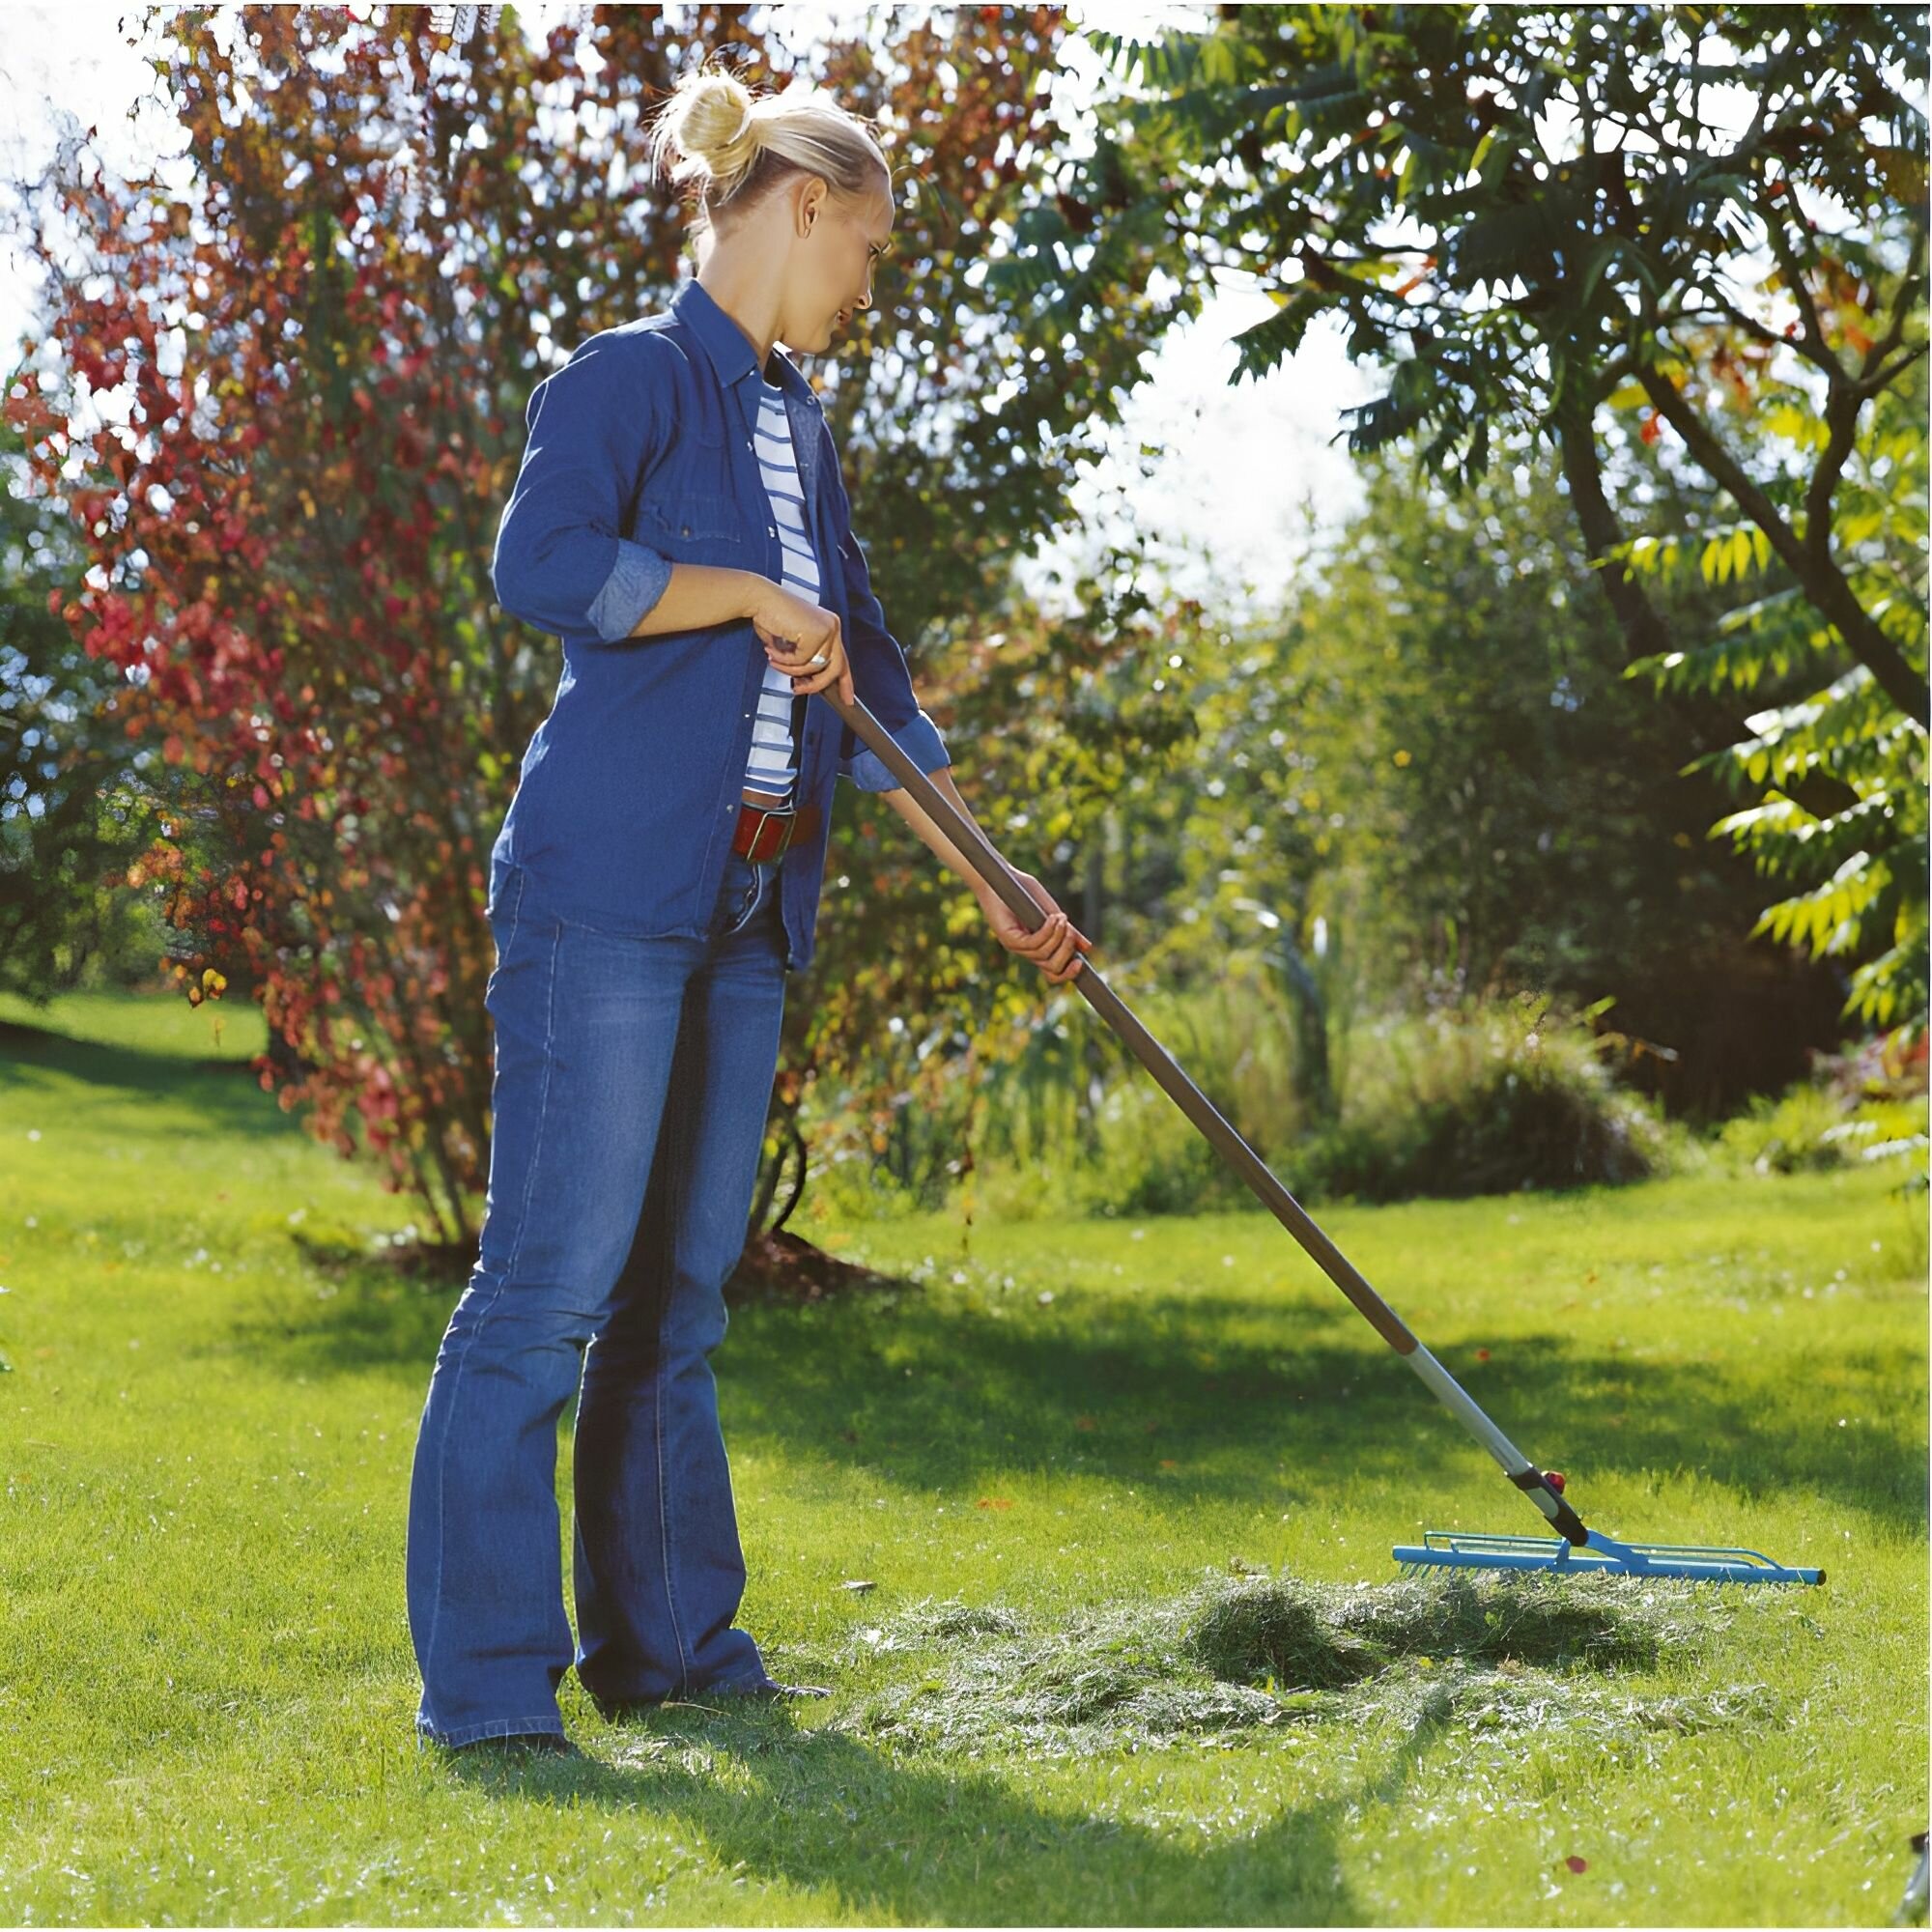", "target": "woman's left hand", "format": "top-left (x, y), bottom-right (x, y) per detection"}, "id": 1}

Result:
top-left (976, 868), bottom-right (1093, 984)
